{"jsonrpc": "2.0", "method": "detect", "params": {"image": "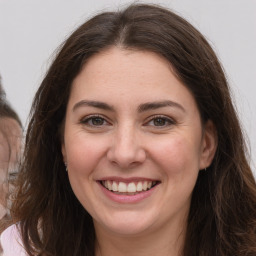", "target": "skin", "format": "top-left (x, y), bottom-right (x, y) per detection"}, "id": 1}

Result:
top-left (0, 118), bottom-right (22, 219)
top-left (62, 47), bottom-right (217, 256)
